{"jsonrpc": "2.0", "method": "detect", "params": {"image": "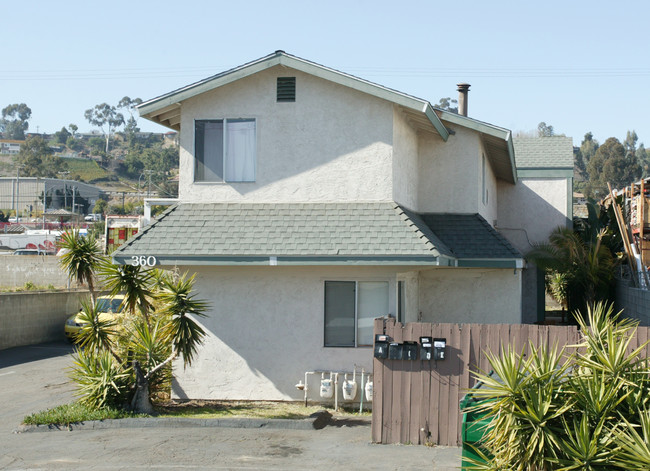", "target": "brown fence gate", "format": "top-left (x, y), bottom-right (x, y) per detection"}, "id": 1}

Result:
top-left (371, 318), bottom-right (595, 446)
